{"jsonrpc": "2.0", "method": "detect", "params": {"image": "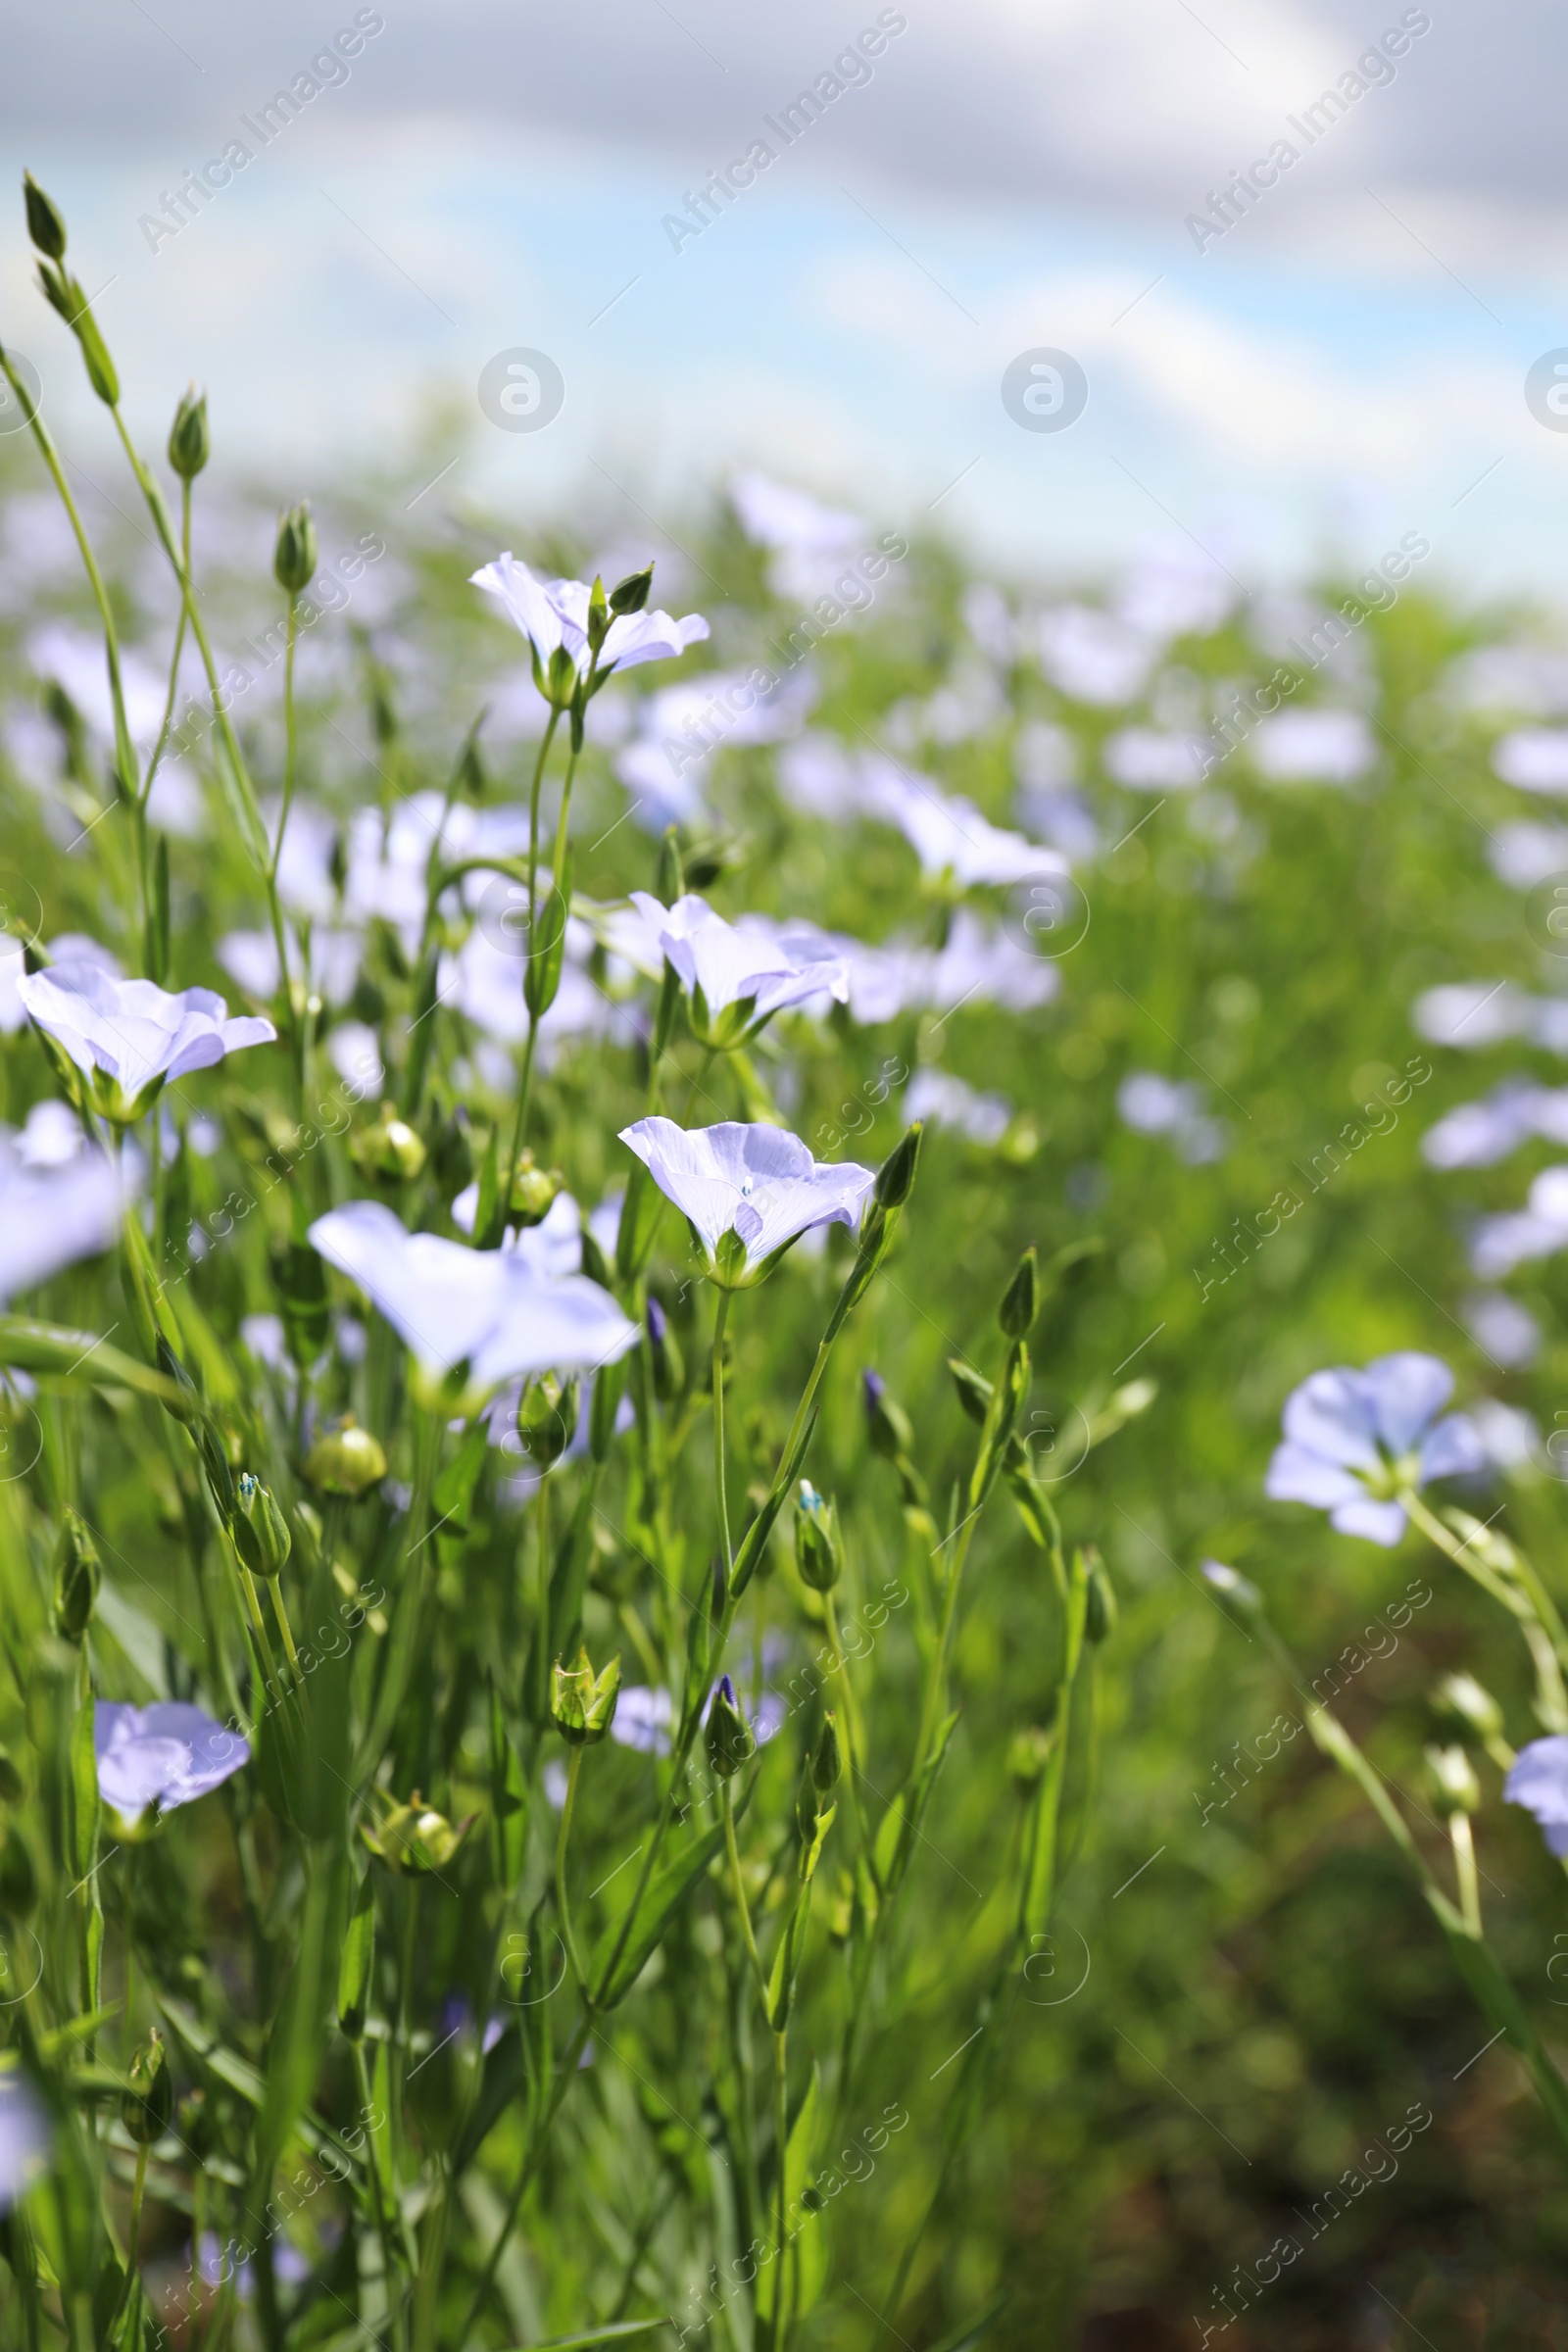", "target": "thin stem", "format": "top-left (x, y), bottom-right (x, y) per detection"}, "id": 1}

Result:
top-left (555, 1746), bottom-right (589, 1994)
top-left (1450, 1811), bottom-right (1483, 1937)
top-left (772, 2026), bottom-right (790, 2342)
top-left (820, 1592), bottom-right (867, 1853)
top-left (535, 1471), bottom-right (552, 1728)
top-left (272, 596), bottom-right (301, 874)
top-left (268, 1578), bottom-right (301, 1676)
top-left (354, 2035), bottom-right (401, 2317)
top-left (1400, 1487), bottom-right (1568, 1725)
top-left (111, 2142), bottom-right (149, 2331)
top-left (721, 1779), bottom-right (766, 1998)
top-left (712, 1288), bottom-right (733, 1585)
top-left (500, 710), bottom-right (562, 1187)
top-left (142, 480), bottom-right (192, 804)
